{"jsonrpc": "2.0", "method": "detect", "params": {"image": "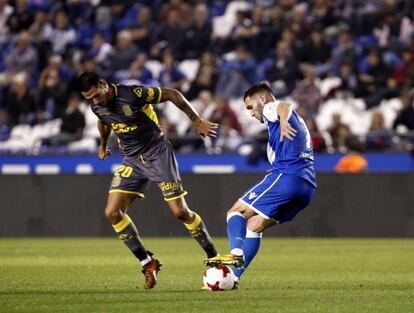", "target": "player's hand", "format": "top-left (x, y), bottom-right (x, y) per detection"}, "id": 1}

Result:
top-left (194, 118), bottom-right (219, 138)
top-left (98, 145), bottom-right (111, 160)
top-left (279, 120), bottom-right (297, 141)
